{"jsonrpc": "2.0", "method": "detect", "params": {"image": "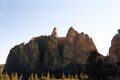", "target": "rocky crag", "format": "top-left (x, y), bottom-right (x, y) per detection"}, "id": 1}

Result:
top-left (109, 29), bottom-right (120, 64)
top-left (3, 27), bottom-right (100, 78)
top-left (103, 29), bottom-right (120, 80)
